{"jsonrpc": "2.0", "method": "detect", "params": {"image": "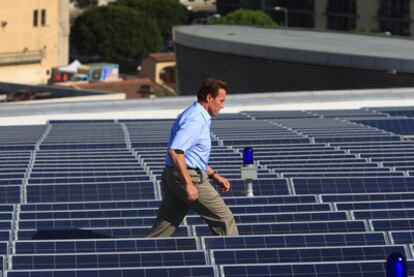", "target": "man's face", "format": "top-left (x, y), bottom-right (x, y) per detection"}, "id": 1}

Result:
top-left (207, 88), bottom-right (226, 117)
